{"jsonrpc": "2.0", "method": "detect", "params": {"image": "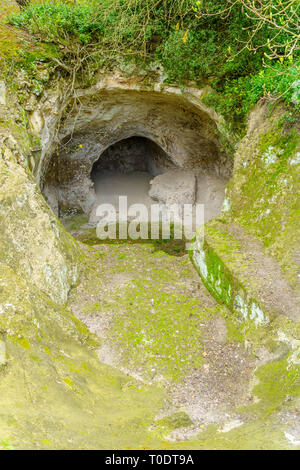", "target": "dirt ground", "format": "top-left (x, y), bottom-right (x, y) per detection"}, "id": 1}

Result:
top-left (68, 239), bottom-right (257, 440)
